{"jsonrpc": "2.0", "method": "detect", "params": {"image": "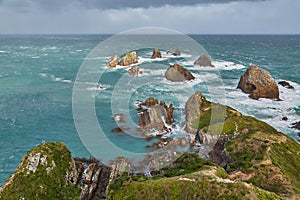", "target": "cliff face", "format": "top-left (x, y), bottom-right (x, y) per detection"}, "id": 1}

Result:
top-left (0, 142), bottom-right (81, 199)
top-left (0, 143), bottom-right (111, 200)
